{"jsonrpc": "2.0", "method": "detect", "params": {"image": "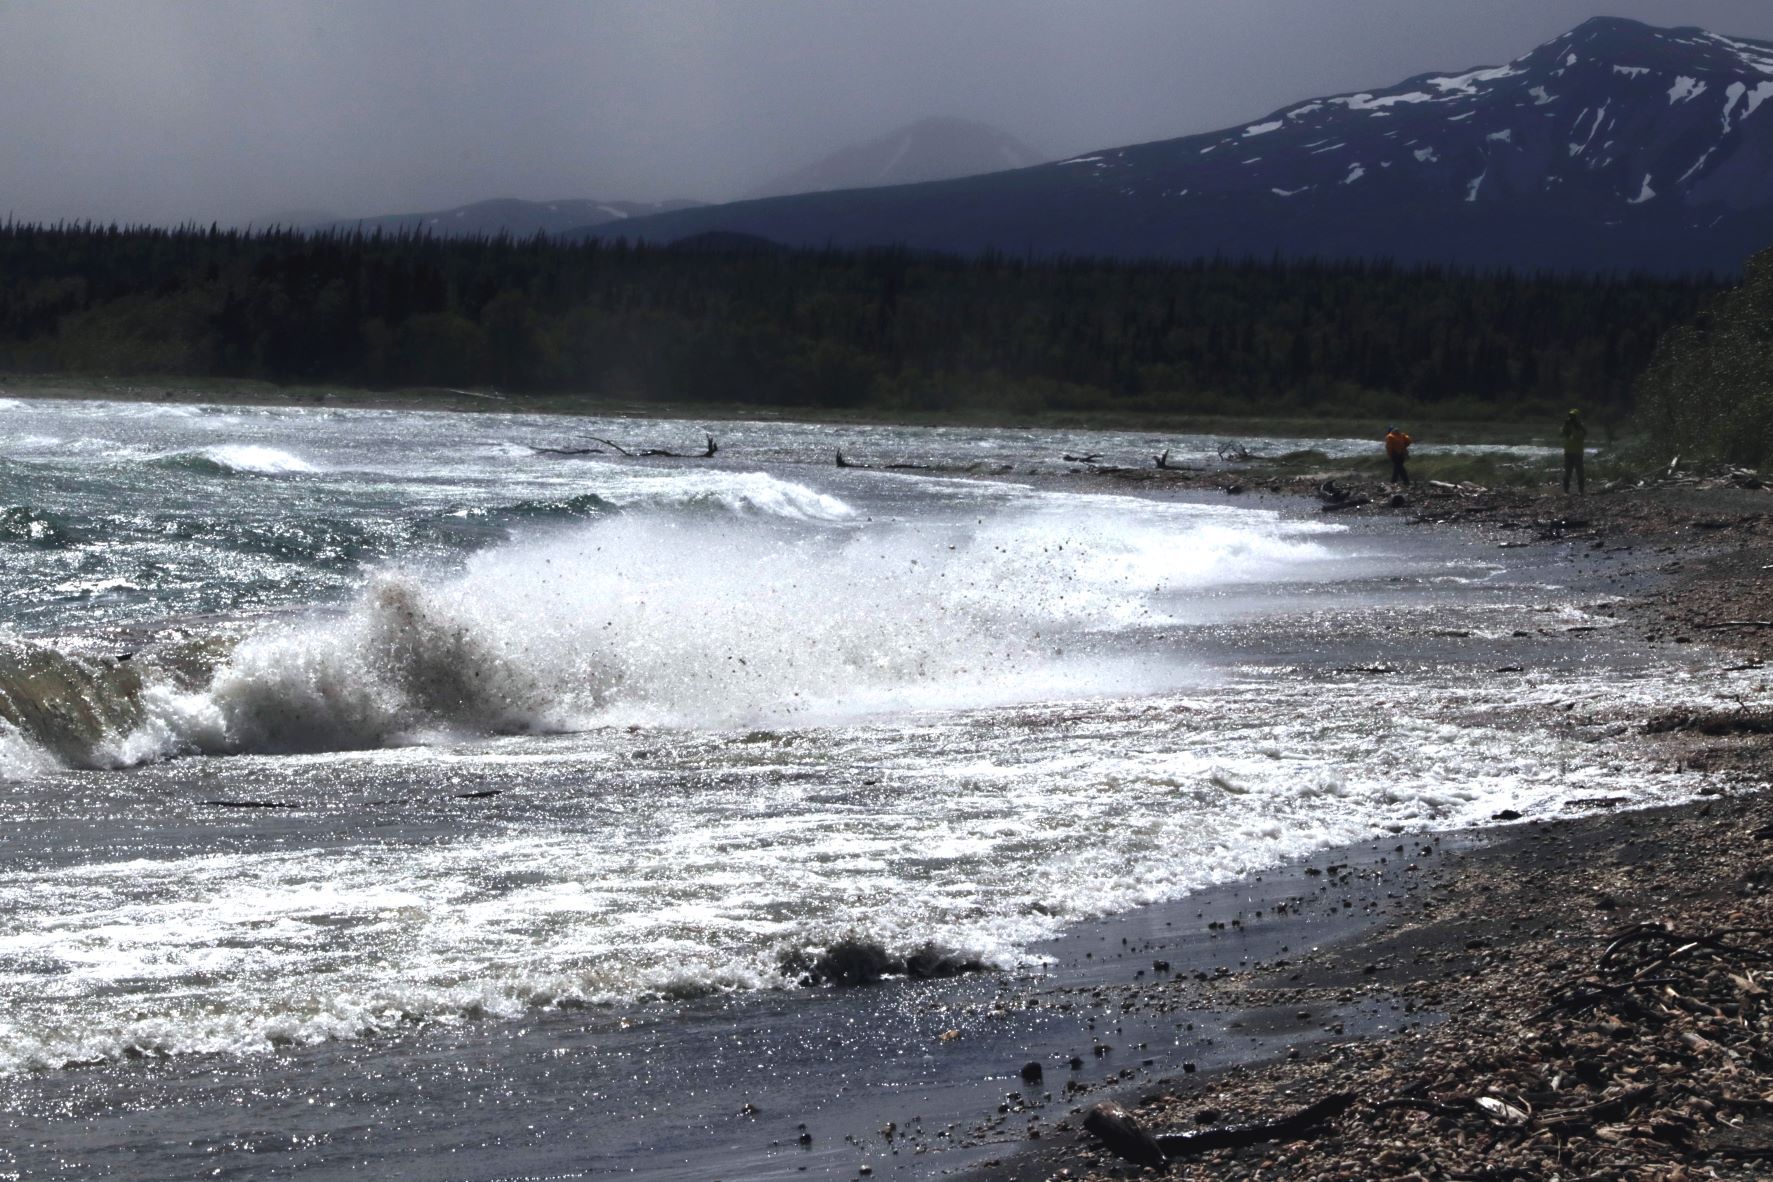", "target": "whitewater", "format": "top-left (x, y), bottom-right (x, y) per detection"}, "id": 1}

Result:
top-left (0, 395), bottom-right (1745, 1178)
